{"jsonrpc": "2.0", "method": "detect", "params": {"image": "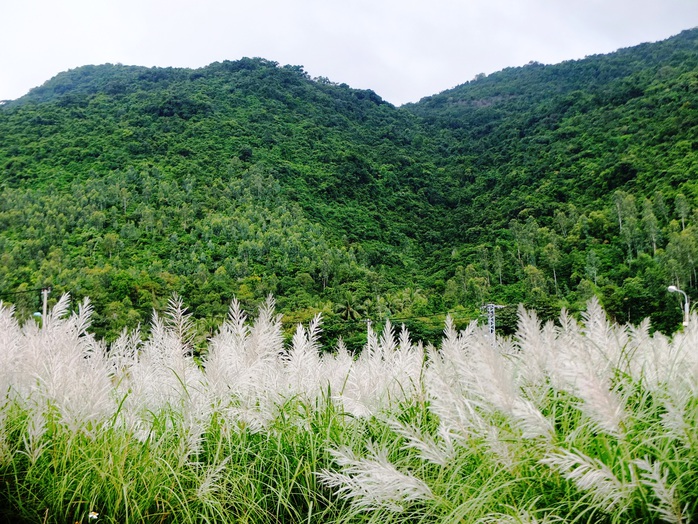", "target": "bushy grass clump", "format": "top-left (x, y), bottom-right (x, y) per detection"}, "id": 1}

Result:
top-left (0, 294), bottom-right (696, 523)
